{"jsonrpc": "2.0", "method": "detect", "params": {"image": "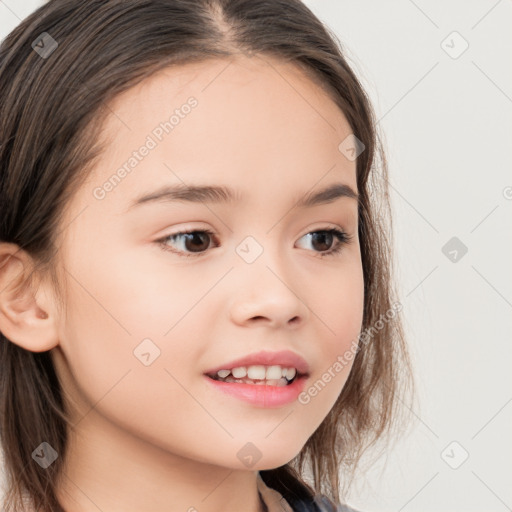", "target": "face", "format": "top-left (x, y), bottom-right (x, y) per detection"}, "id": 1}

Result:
top-left (50, 55), bottom-right (364, 470)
